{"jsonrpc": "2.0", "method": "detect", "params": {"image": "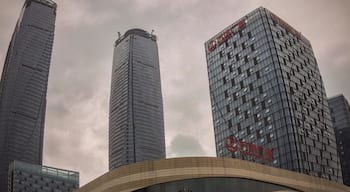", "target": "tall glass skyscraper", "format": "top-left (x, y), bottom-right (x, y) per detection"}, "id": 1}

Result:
top-left (328, 95), bottom-right (350, 186)
top-left (205, 7), bottom-right (342, 182)
top-left (0, 0), bottom-right (56, 191)
top-left (109, 29), bottom-right (165, 170)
